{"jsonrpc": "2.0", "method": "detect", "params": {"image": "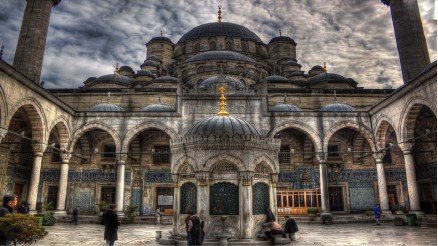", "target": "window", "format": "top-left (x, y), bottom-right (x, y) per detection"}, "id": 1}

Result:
top-left (252, 183), bottom-right (269, 214)
top-left (241, 42), bottom-right (248, 52)
top-left (101, 186), bottom-right (116, 204)
top-left (180, 182), bottom-right (197, 214)
top-left (209, 41), bottom-right (216, 50)
top-left (328, 144), bottom-right (340, 157)
top-left (226, 41), bottom-right (232, 50)
top-left (279, 145), bottom-right (291, 164)
top-left (103, 144), bottom-right (116, 158)
top-left (193, 43), bottom-right (200, 52)
top-left (153, 145), bottom-right (170, 164)
top-left (210, 182), bottom-right (239, 215)
top-left (156, 187), bottom-right (174, 211)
